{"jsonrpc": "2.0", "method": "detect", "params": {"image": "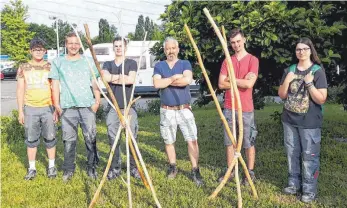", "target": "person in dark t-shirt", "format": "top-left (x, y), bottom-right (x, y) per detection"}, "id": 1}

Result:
top-left (278, 37), bottom-right (327, 203)
top-left (102, 37), bottom-right (140, 180)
